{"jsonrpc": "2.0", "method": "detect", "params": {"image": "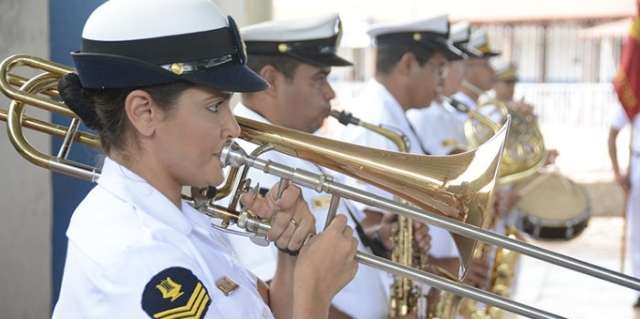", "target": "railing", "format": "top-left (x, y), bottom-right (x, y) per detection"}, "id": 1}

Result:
top-left (516, 82), bottom-right (620, 129)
